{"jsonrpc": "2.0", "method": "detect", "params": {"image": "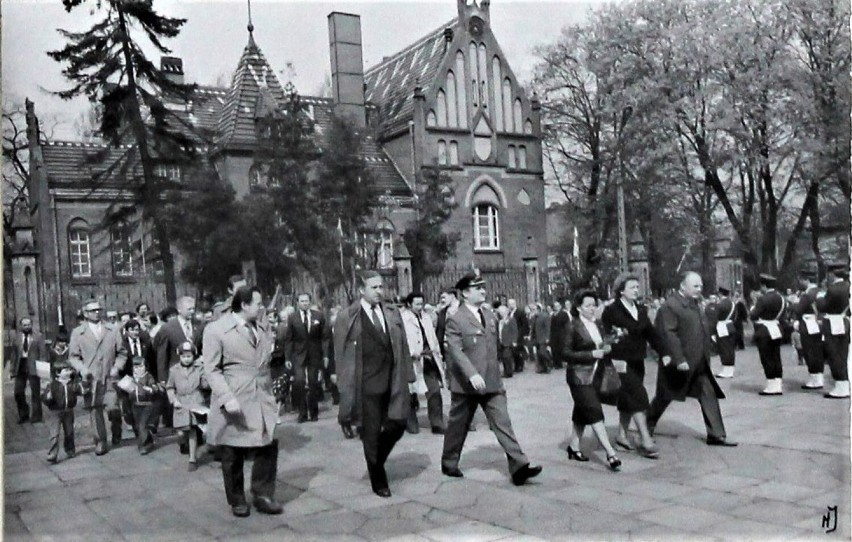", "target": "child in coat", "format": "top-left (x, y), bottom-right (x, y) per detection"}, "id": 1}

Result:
top-left (42, 360), bottom-right (80, 463)
top-left (166, 341), bottom-right (208, 471)
top-left (128, 356), bottom-right (164, 455)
